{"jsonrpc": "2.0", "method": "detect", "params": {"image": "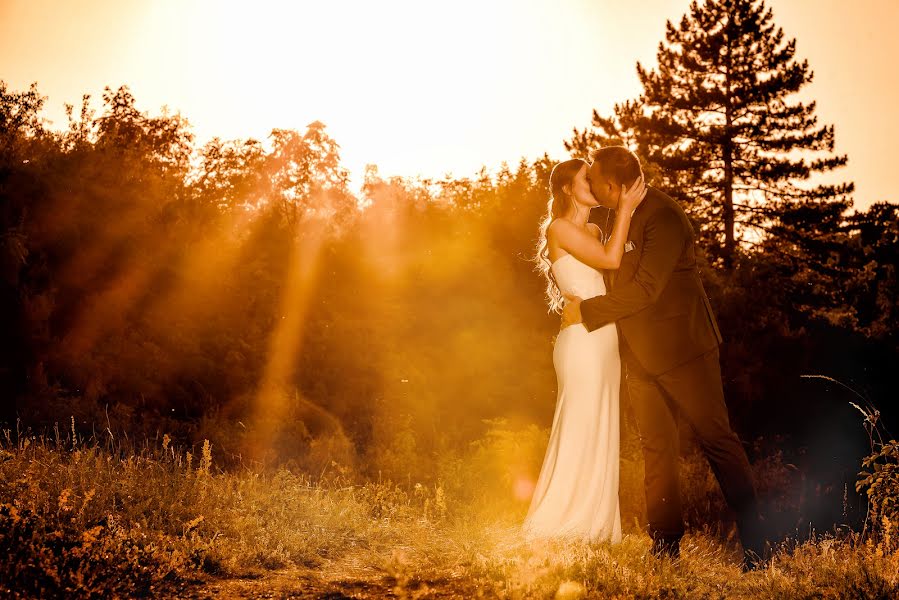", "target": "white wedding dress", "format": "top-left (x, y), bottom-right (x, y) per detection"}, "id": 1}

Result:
top-left (521, 253), bottom-right (622, 543)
